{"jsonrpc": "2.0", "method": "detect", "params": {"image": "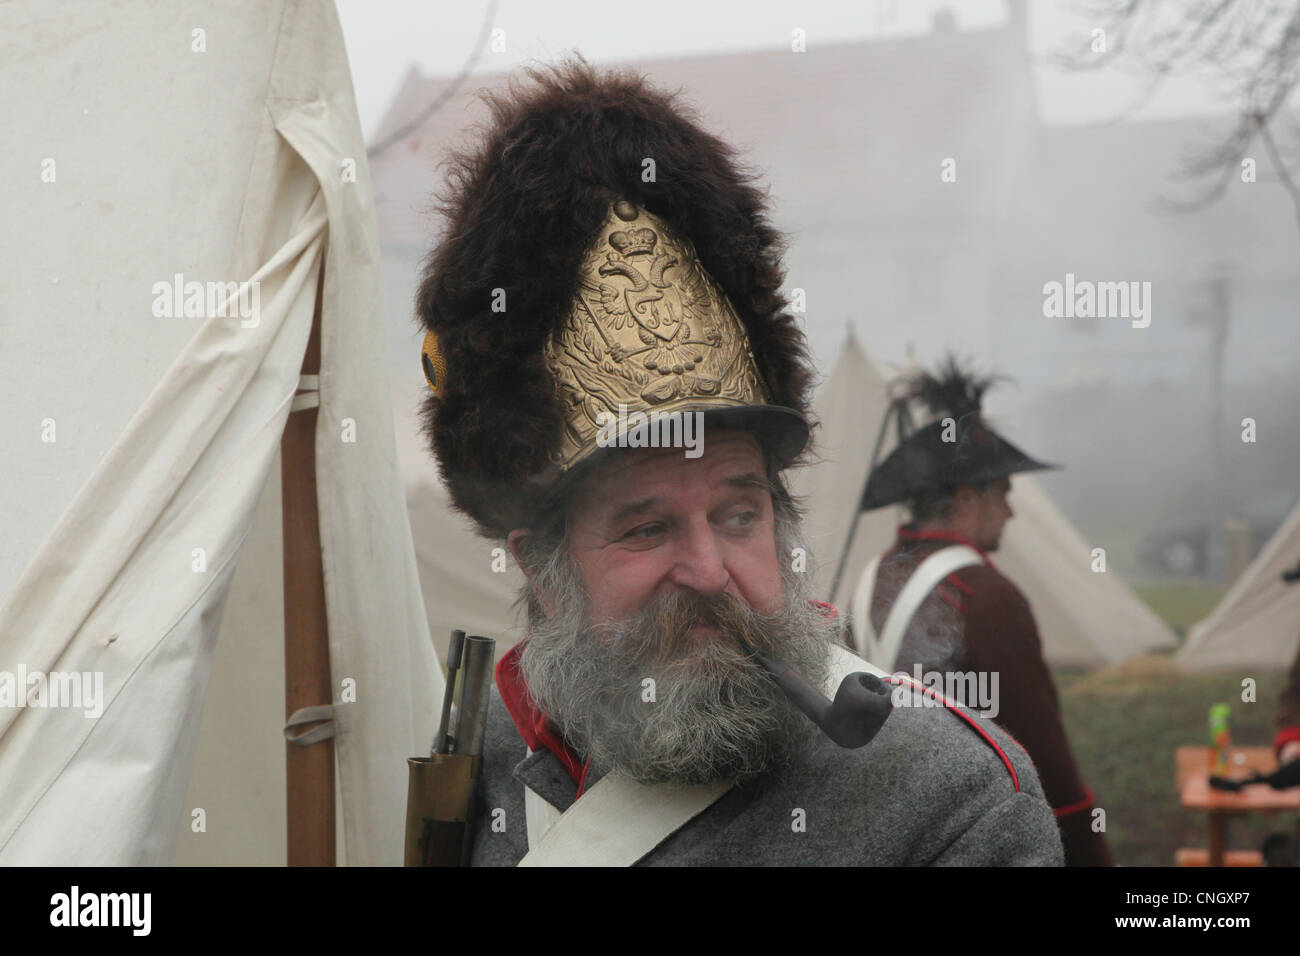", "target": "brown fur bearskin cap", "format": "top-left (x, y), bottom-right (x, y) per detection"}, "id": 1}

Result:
top-left (416, 55), bottom-right (815, 539)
